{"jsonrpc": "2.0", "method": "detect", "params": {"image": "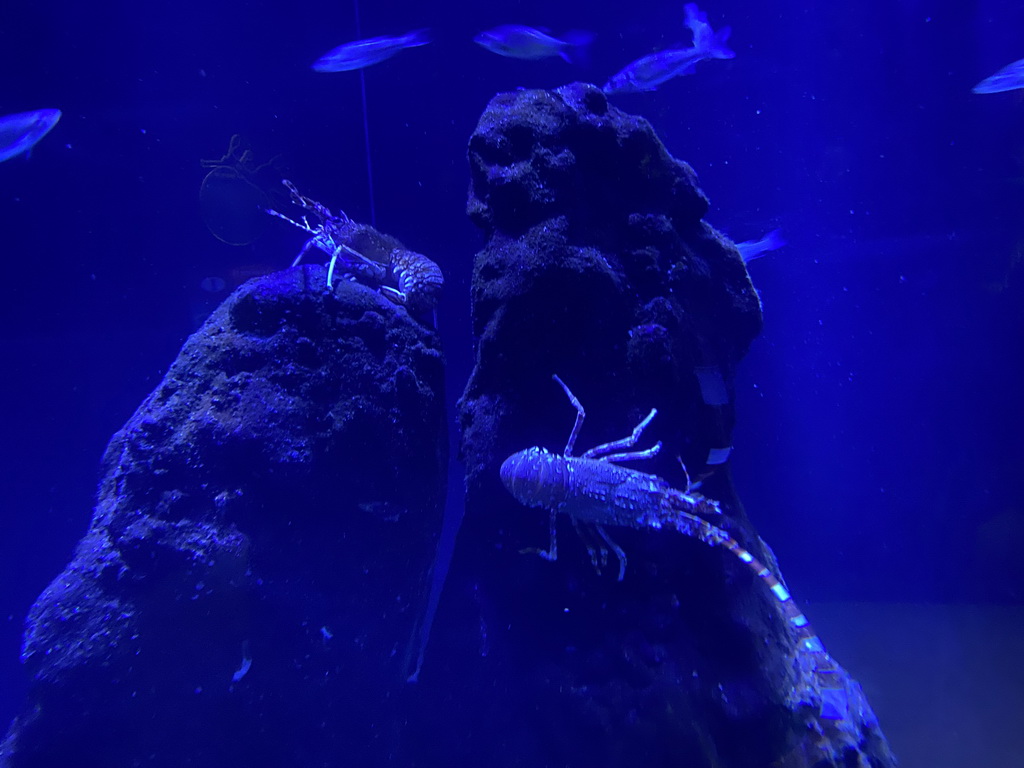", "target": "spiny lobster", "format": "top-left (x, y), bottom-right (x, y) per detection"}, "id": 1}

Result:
top-left (500, 375), bottom-right (850, 722)
top-left (267, 180), bottom-right (443, 314)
